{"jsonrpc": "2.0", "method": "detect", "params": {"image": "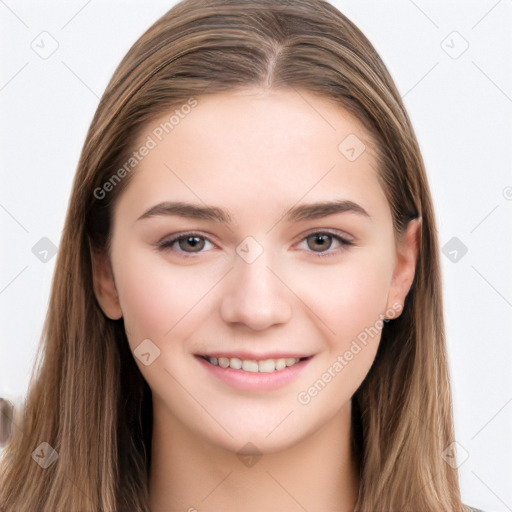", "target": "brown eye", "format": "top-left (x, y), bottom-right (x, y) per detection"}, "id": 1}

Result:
top-left (158, 232), bottom-right (214, 255)
top-left (177, 236), bottom-right (205, 252)
top-left (299, 231), bottom-right (353, 258)
top-left (306, 233), bottom-right (334, 252)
